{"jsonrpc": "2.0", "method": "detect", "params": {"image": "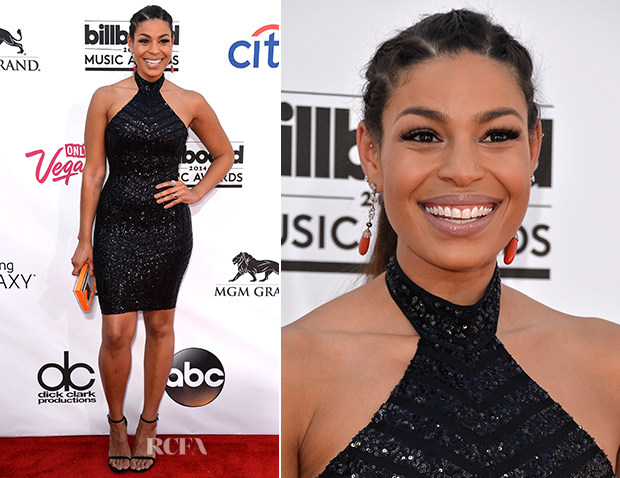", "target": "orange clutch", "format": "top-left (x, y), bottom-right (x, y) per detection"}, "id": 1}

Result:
top-left (74, 264), bottom-right (96, 312)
